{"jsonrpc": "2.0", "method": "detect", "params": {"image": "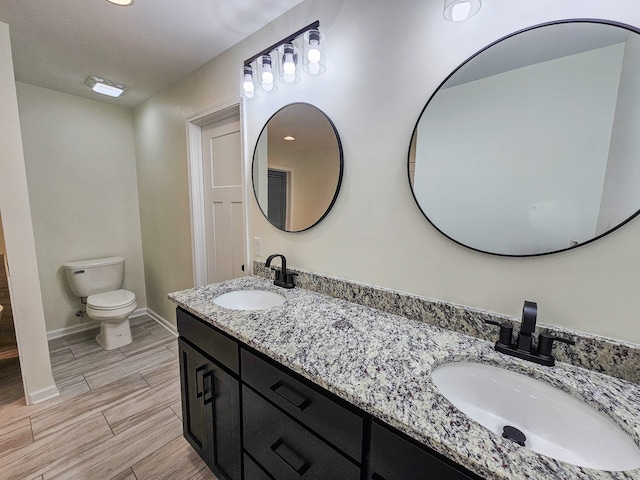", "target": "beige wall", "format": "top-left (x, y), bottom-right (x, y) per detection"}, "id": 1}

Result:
top-left (16, 83), bottom-right (147, 335)
top-left (268, 142), bottom-right (340, 231)
top-left (0, 22), bottom-right (56, 403)
top-left (133, 45), bottom-right (252, 324)
top-left (135, 0), bottom-right (640, 345)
